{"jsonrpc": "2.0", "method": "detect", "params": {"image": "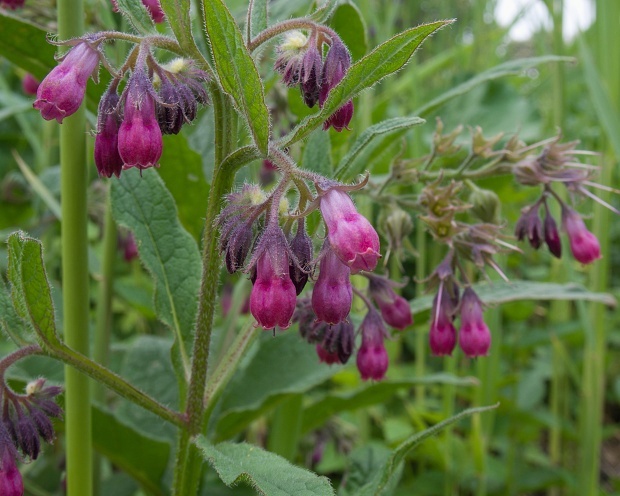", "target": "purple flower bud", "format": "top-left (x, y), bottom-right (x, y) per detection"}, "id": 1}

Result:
top-left (34, 41), bottom-right (101, 123)
top-left (320, 320), bottom-right (355, 364)
top-left (0, 0), bottom-right (25, 10)
top-left (300, 46), bottom-right (322, 108)
top-left (312, 245), bottom-right (352, 325)
top-left (319, 38), bottom-right (354, 131)
top-left (289, 221), bottom-right (313, 295)
top-left (316, 344), bottom-right (340, 365)
top-left (223, 222), bottom-right (253, 274)
top-left (515, 205), bottom-right (543, 249)
top-left (458, 288), bottom-right (491, 358)
top-left (322, 100), bottom-right (354, 132)
top-left (543, 211), bottom-right (562, 258)
top-left (142, 0), bottom-right (165, 23)
top-left (249, 228), bottom-right (297, 330)
top-left (157, 78), bottom-right (185, 135)
top-left (0, 448), bottom-right (22, 496)
top-left (30, 399), bottom-right (63, 419)
top-left (94, 84), bottom-right (123, 178)
top-left (29, 409), bottom-right (55, 444)
top-left (21, 73), bottom-right (39, 96)
top-left (319, 188), bottom-right (381, 273)
top-left (122, 232), bottom-right (139, 262)
top-left (16, 416), bottom-right (39, 459)
top-left (429, 286), bottom-right (457, 356)
top-left (562, 207), bottom-right (601, 264)
top-left (356, 309), bottom-right (389, 381)
top-left (118, 71), bottom-right (163, 170)
top-left (367, 275), bottom-right (413, 330)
